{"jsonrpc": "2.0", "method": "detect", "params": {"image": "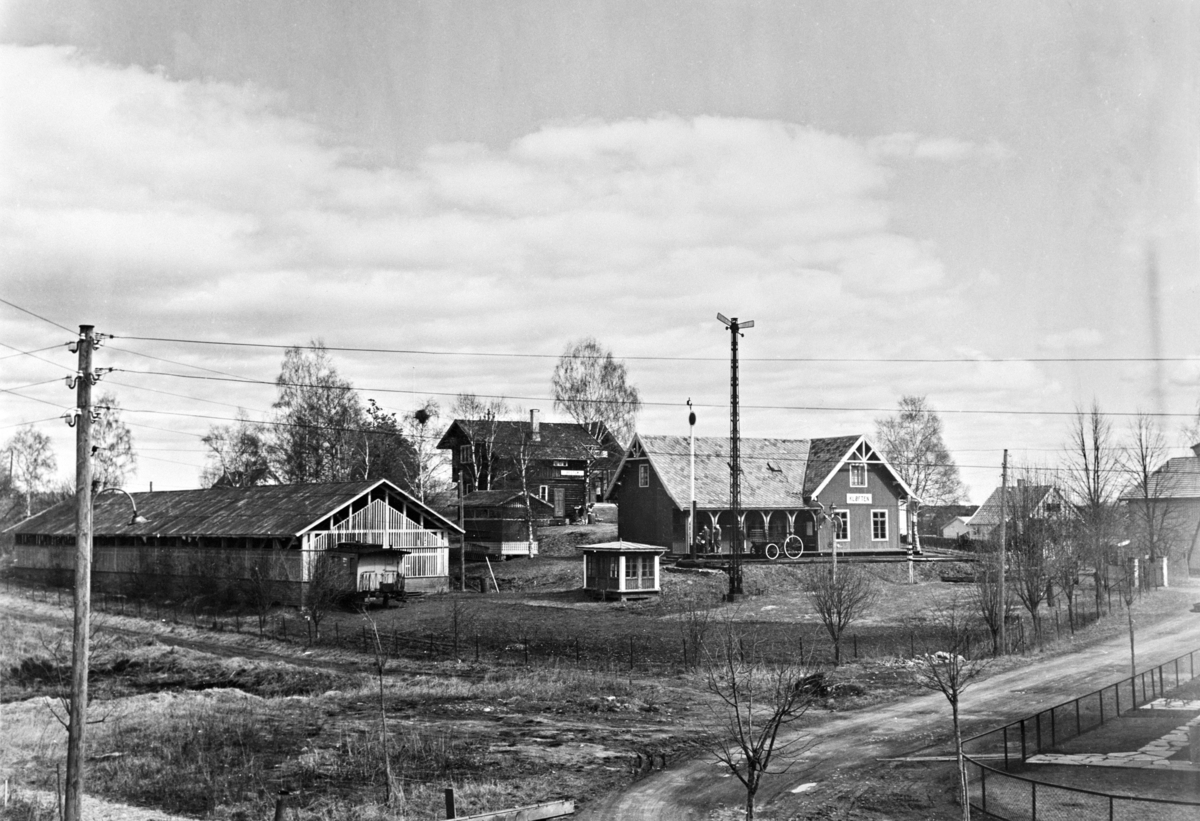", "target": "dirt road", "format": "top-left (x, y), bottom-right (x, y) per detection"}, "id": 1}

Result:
top-left (578, 601), bottom-right (1200, 820)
